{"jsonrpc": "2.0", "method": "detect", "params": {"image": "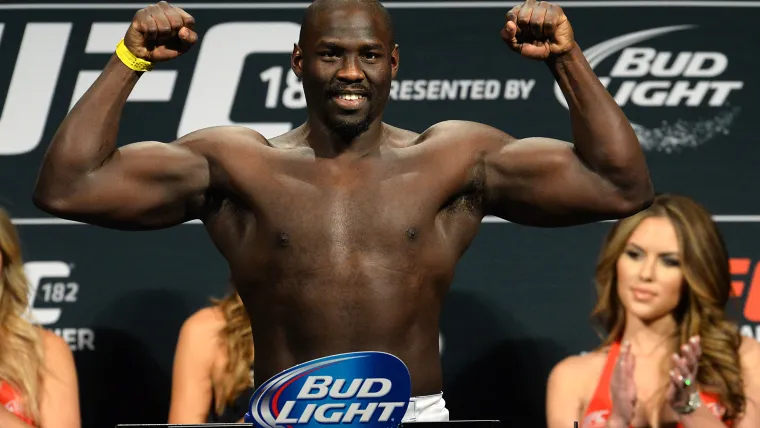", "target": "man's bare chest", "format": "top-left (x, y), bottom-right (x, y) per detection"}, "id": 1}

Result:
top-left (208, 144), bottom-right (485, 257)
top-left (215, 155), bottom-right (476, 252)
top-left (233, 151), bottom-right (465, 212)
top-left (251, 162), bottom-right (446, 248)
